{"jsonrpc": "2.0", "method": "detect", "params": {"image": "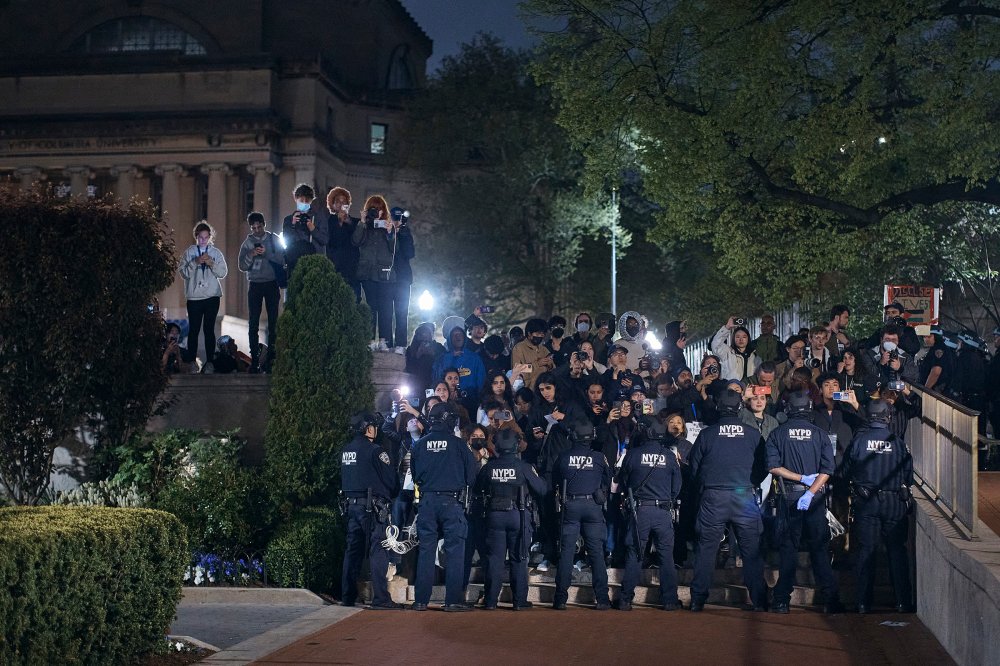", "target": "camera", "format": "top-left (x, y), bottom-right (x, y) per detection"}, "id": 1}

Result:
top-left (887, 379), bottom-right (906, 392)
top-left (809, 357), bottom-right (822, 369)
top-left (295, 211), bottom-right (311, 224)
top-left (365, 207), bottom-right (380, 223)
top-left (495, 409), bottom-right (513, 422)
top-left (576, 351), bottom-right (590, 361)
top-left (733, 316), bottom-right (747, 327)
top-left (706, 365), bottom-right (719, 376)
